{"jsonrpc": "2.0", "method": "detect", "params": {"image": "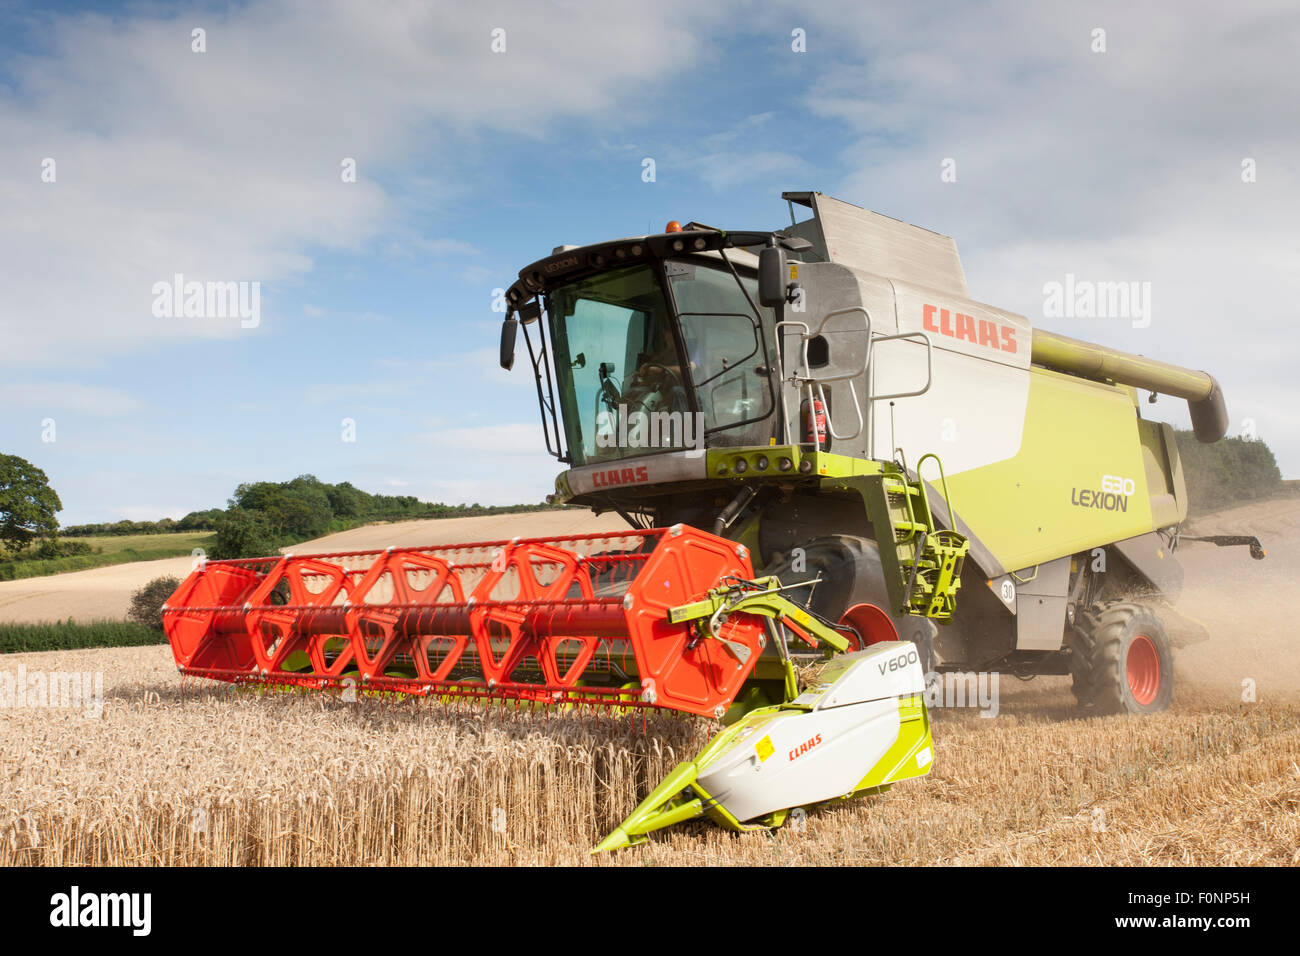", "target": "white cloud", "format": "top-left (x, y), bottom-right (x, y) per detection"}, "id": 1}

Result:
top-left (782, 0), bottom-right (1300, 472)
top-left (685, 149), bottom-right (809, 191)
top-left (420, 422), bottom-right (550, 455)
top-left (657, 112), bottom-right (809, 191)
top-left (0, 0), bottom-right (728, 367)
top-left (382, 423), bottom-right (562, 503)
top-left (372, 349), bottom-right (536, 388)
top-left (0, 382), bottom-right (144, 416)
